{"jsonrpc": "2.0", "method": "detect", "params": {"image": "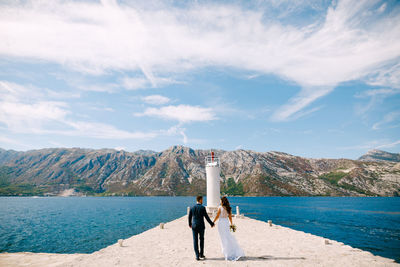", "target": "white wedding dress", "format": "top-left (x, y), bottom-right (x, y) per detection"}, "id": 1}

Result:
top-left (217, 206), bottom-right (245, 261)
